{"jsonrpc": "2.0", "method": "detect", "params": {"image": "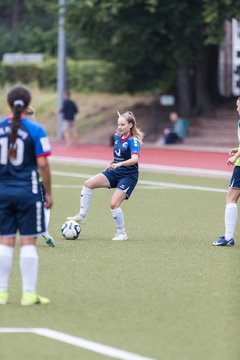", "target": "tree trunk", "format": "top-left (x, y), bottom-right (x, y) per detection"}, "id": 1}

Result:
top-left (194, 47), bottom-right (214, 115)
top-left (12, 0), bottom-right (20, 33)
top-left (177, 63), bottom-right (191, 117)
